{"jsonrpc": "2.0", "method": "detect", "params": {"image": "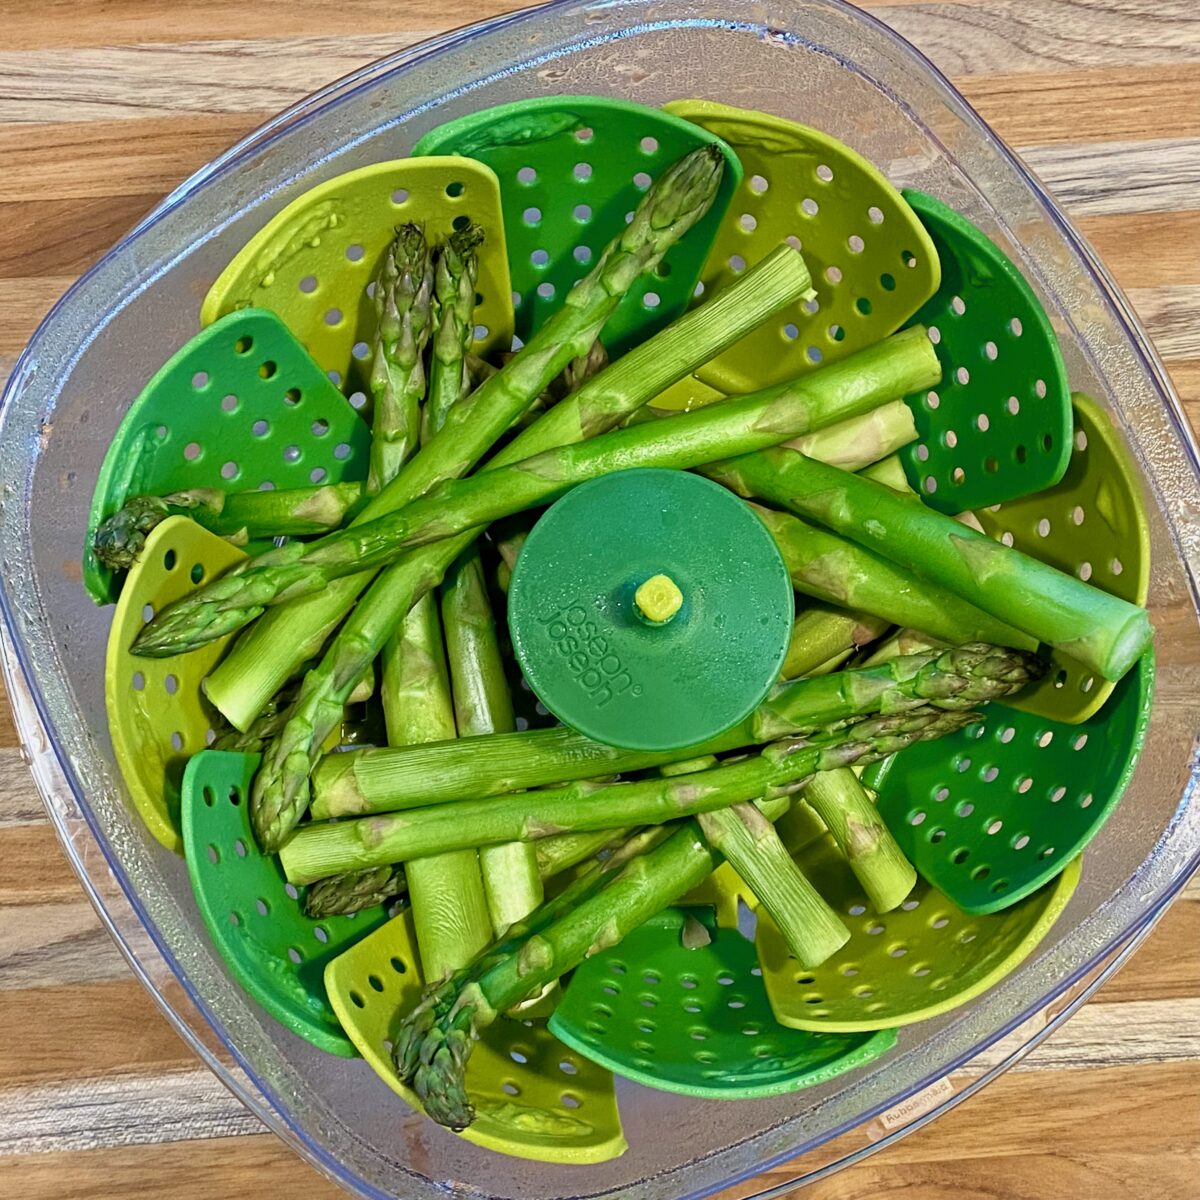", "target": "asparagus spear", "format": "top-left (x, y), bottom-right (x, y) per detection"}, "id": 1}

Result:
top-left (302, 865), bottom-right (406, 918)
top-left (748, 502), bottom-right (1035, 651)
top-left (393, 822), bottom-right (679, 1127)
top-left (784, 604), bottom-right (891, 680)
top-left (211, 681), bottom-right (301, 754)
top-left (859, 628), bottom-right (943, 667)
top-left (716, 447), bottom-right (1153, 681)
top-left (493, 527), bottom-right (526, 595)
top-left (669, 754), bottom-right (849, 965)
top-left (201, 146), bottom-right (730, 730)
top-left (375, 229), bottom-right (495, 983)
top-left (392, 708), bottom-right (975, 1130)
top-left (282, 644), bottom-right (1036, 882)
top-left (134, 326), bottom-right (938, 656)
top-left (93, 483), bottom-right (367, 570)
top-left (311, 642), bottom-right (1043, 820)
top-left (281, 704), bottom-right (975, 883)
top-left (366, 223), bottom-right (435, 494)
top-left (434, 241), bottom-right (544, 938)
top-left (384, 580), bottom-right (493, 982)
top-left (859, 452), bottom-right (916, 494)
top-left (802, 767), bottom-right (916, 912)
top-left (696, 801), bottom-right (848, 964)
